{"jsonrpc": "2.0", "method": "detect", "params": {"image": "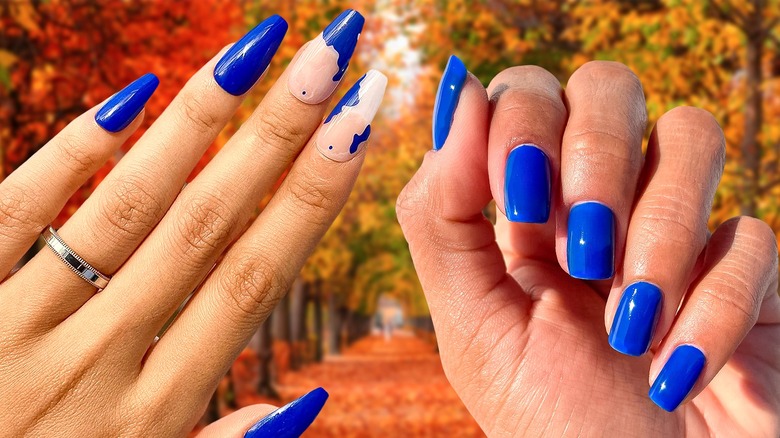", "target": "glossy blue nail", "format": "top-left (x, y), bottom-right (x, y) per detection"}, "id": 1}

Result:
top-left (214, 15), bottom-right (287, 96)
top-left (609, 282), bottom-right (663, 356)
top-left (649, 345), bottom-right (706, 412)
top-left (504, 145), bottom-right (551, 223)
top-left (95, 73), bottom-right (159, 133)
top-left (432, 55), bottom-right (467, 150)
top-left (244, 387), bottom-right (329, 438)
top-left (323, 9), bottom-right (364, 82)
top-left (567, 202), bottom-right (615, 280)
